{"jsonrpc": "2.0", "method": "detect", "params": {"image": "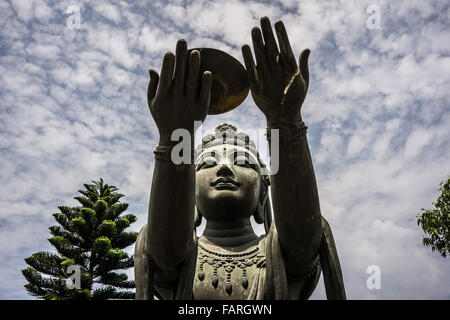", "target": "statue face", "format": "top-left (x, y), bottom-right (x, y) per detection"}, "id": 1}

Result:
top-left (195, 144), bottom-right (262, 222)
